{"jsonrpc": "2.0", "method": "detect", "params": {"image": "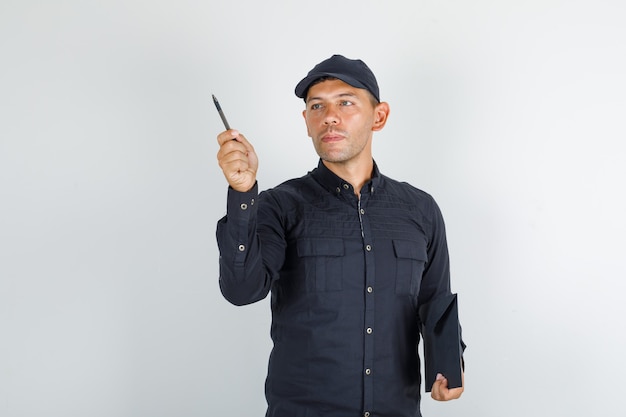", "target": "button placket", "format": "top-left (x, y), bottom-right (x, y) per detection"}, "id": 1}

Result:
top-left (359, 192), bottom-right (375, 414)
